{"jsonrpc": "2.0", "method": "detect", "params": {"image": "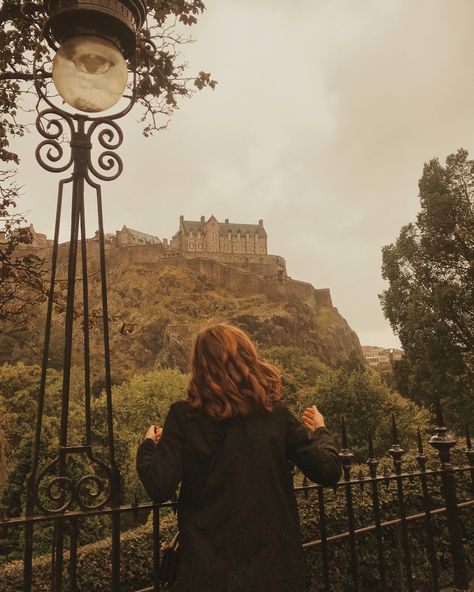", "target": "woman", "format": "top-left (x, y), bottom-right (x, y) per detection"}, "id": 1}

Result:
top-left (136, 324), bottom-right (341, 592)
